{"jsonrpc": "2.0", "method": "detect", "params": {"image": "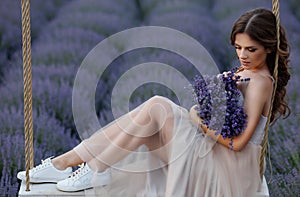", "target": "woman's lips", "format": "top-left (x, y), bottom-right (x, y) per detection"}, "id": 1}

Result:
top-left (241, 61), bottom-right (250, 67)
